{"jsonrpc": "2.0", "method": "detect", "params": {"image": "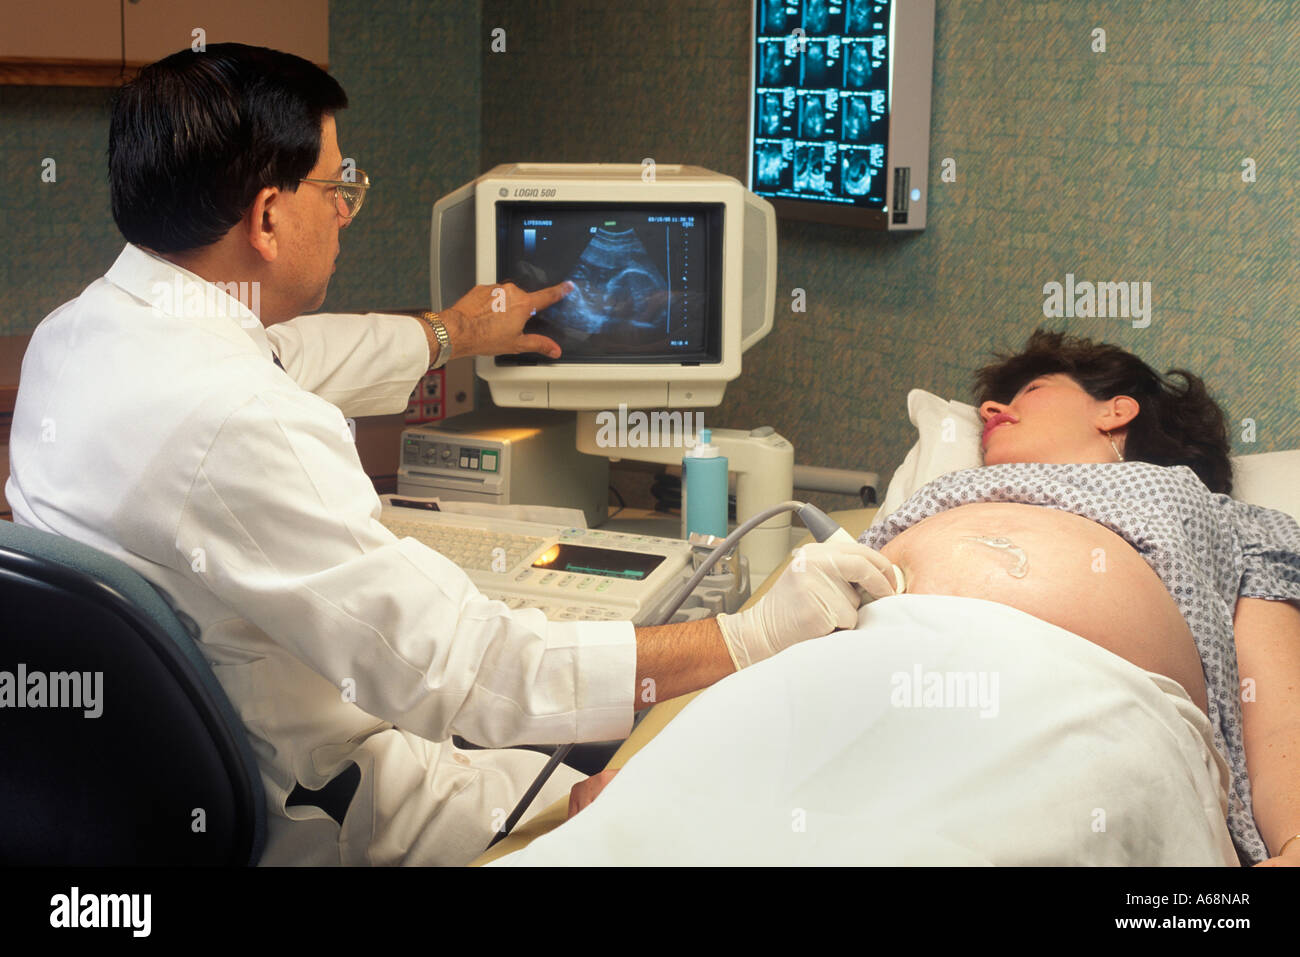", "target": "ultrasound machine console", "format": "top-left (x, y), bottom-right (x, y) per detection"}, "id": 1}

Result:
top-left (379, 495), bottom-right (745, 626)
